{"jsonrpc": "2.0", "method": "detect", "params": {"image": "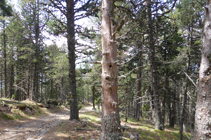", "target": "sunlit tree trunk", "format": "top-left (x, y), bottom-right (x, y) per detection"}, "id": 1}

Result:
top-left (194, 1), bottom-right (211, 139)
top-left (101, 0), bottom-right (122, 138)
